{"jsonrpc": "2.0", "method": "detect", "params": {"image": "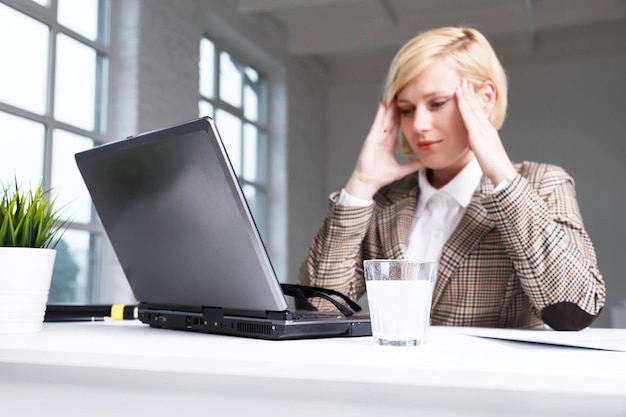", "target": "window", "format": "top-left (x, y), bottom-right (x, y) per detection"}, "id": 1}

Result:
top-left (0, 0), bottom-right (110, 304)
top-left (199, 38), bottom-right (269, 239)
